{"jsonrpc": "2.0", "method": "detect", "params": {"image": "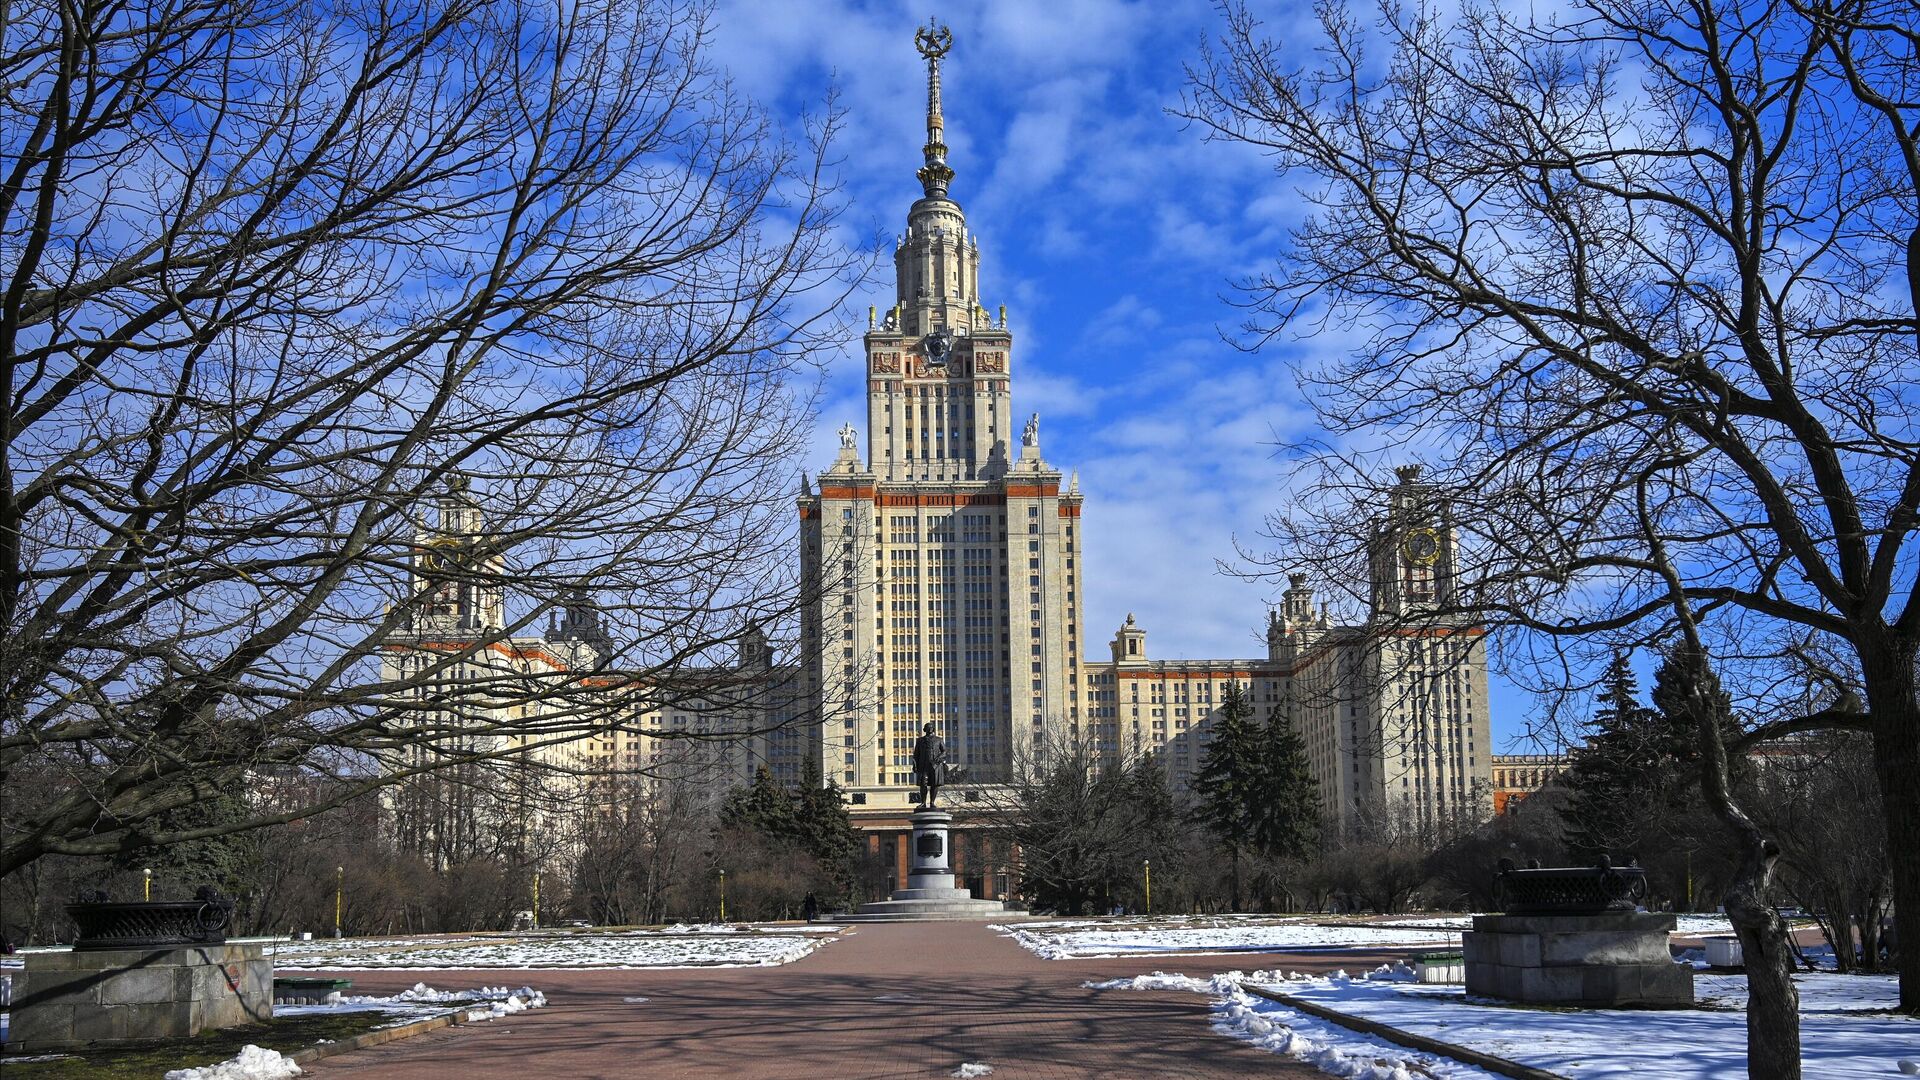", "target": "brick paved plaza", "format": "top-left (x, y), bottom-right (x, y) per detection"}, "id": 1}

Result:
top-left (302, 923), bottom-right (1407, 1078)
